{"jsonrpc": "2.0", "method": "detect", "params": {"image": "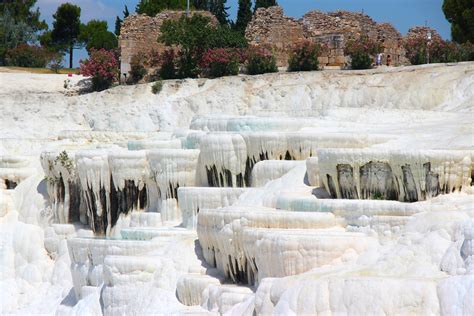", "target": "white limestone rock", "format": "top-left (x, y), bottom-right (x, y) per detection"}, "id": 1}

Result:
top-left (178, 187), bottom-right (249, 229)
